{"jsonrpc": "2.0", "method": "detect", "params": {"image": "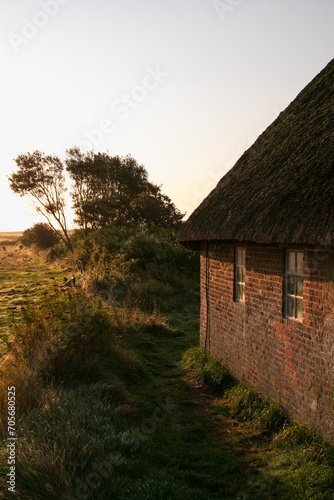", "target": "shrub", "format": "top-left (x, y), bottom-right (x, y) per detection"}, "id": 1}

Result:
top-left (21, 223), bottom-right (60, 249)
top-left (73, 226), bottom-right (199, 274)
top-left (87, 251), bottom-right (138, 294)
top-left (70, 226), bottom-right (200, 309)
top-left (46, 242), bottom-right (67, 261)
